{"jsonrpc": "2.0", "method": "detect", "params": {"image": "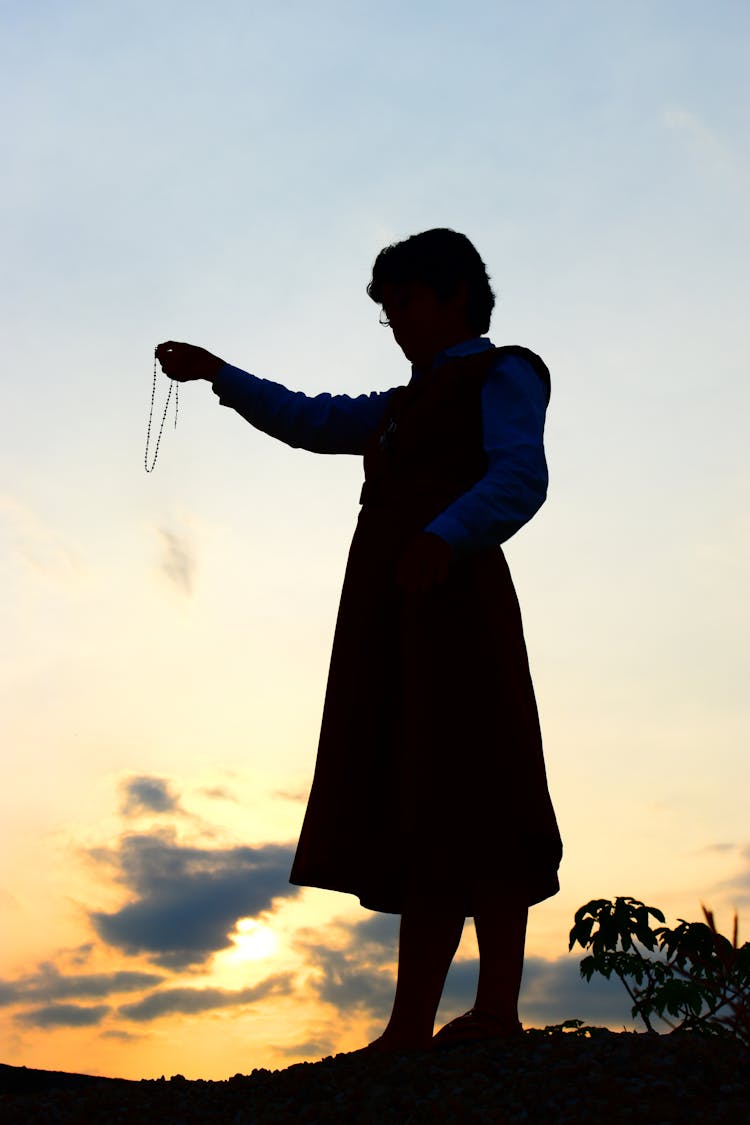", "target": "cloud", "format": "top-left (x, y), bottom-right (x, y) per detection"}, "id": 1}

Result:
top-left (352, 912), bottom-right (401, 961)
top-left (0, 983), bottom-right (19, 1006)
top-left (15, 1003), bottom-right (110, 1028)
top-left (437, 957), bottom-right (479, 1013)
top-left (118, 973), bottom-right (293, 1022)
top-left (64, 943), bottom-right (95, 967)
top-left (685, 842), bottom-right (750, 909)
top-left (199, 786), bottom-right (239, 803)
top-left (715, 844), bottom-right (750, 908)
top-left (0, 963), bottom-right (164, 1007)
top-left (302, 944), bottom-right (397, 1021)
top-left (275, 1033), bottom-right (337, 1059)
top-left (120, 775), bottom-right (181, 817)
top-left (89, 830), bottom-right (299, 968)
top-left (158, 526), bottom-right (195, 595)
top-left (273, 788), bottom-right (309, 803)
top-left (294, 913), bottom-right (399, 1022)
